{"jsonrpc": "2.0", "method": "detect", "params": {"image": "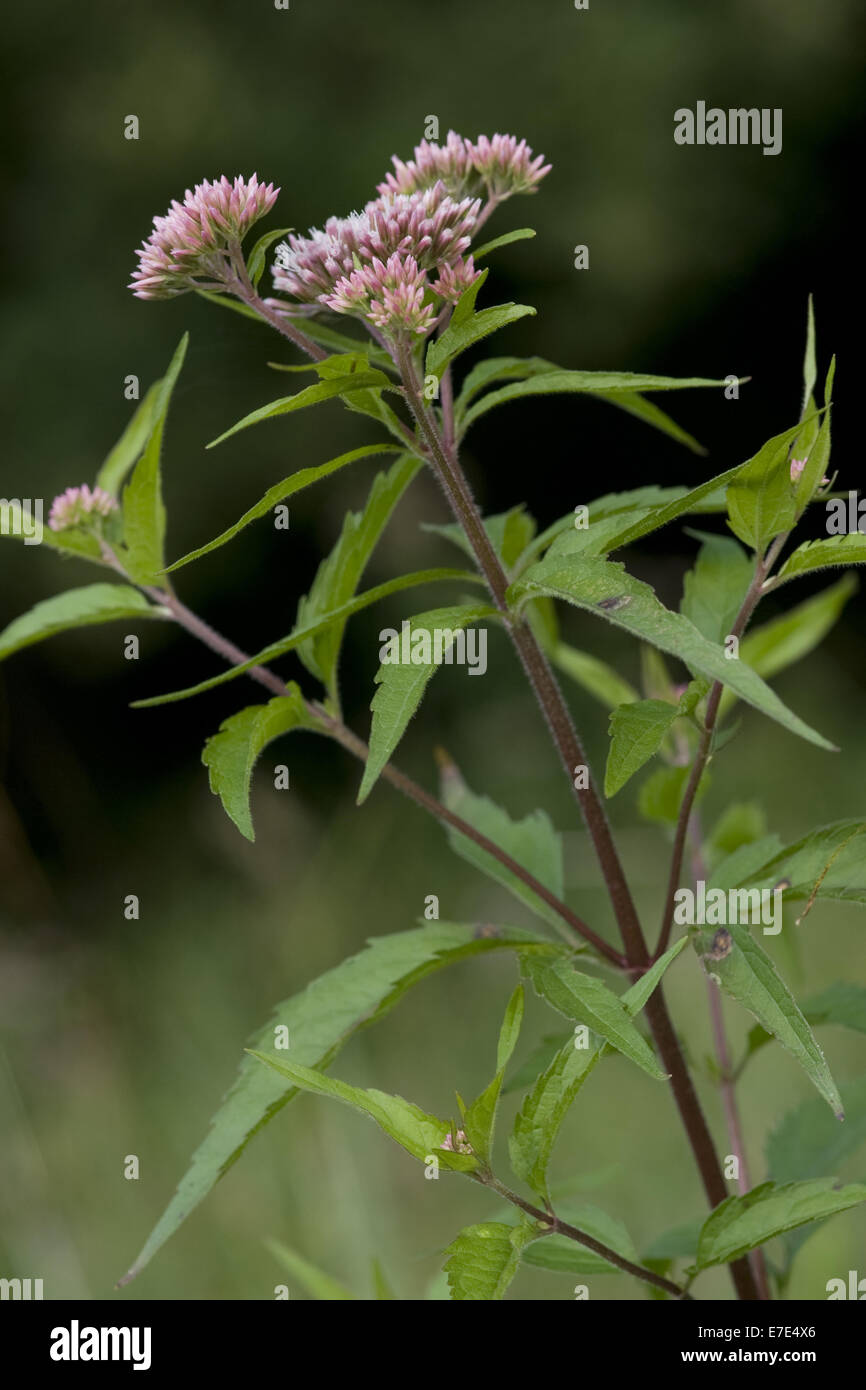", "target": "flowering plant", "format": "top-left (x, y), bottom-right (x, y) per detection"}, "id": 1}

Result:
top-left (4, 130), bottom-right (865, 1302)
